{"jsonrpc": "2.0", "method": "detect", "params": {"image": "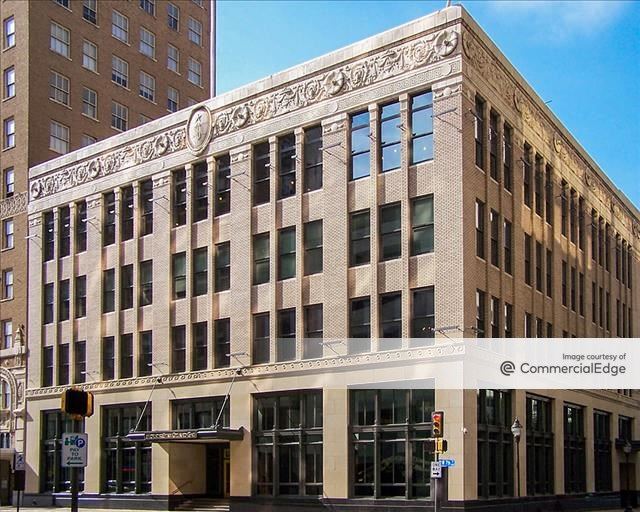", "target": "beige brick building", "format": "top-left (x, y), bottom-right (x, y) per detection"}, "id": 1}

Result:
top-left (22, 5), bottom-right (639, 511)
top-left (0, 0), bottom-right (214, 503)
